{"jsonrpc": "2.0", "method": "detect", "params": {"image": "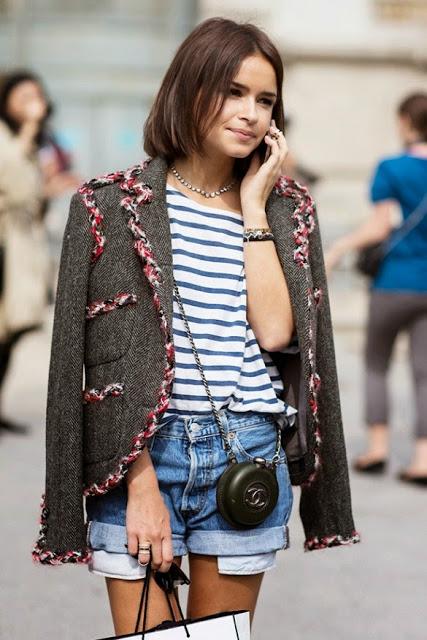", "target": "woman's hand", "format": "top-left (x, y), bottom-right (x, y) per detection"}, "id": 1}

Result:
top-left (16, 98), bottom-right (47, 155)
top-left (126, 446), bottom-right (174, 572)
top-left (324, 202), bottom-right (394, 277)
top-left (324, 243), bottom-right (346, 276)
top-left (240, 119), bottom-right (289, 218)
